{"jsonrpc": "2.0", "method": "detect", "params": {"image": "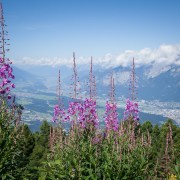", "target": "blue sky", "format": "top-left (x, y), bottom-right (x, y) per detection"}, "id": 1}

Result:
top-left (2, 0), bottom-right (180, 66)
